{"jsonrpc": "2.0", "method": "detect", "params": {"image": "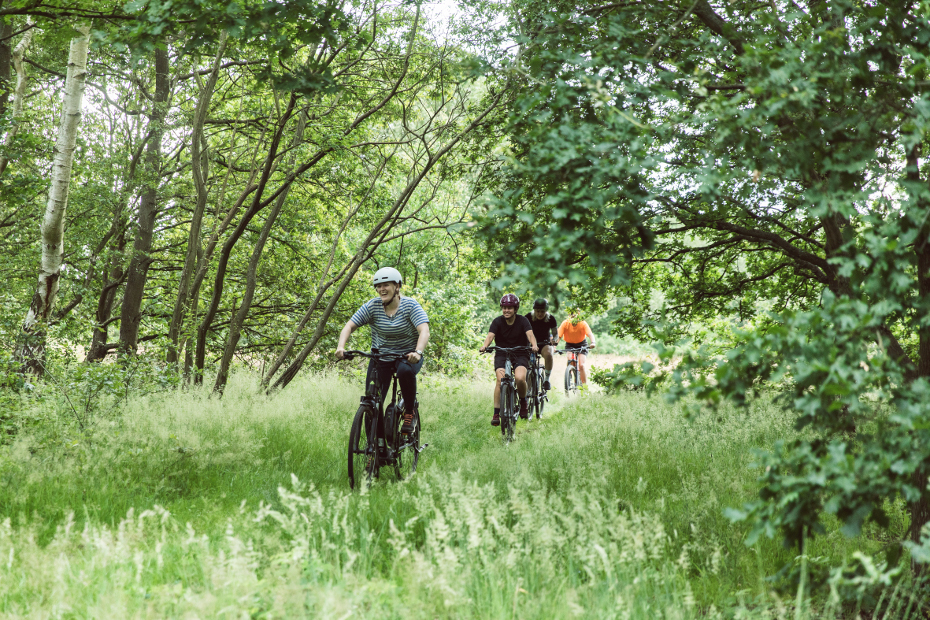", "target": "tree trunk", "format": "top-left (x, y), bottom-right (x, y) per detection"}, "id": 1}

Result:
top-left (167, 33), bottom-right (227, 366)
top-left (85, 226), bottom-right (128, 362)
top-left (0, 12), bottom-right (12, 116)
top-left (267, 89), bottom-right (505, 391)
top-left (178, 128), bottom-right (265, 378)
top-left (118, 47), bottom-right (170, 356)
top-left (213, 110), bottom-right (306, 394)
top-left (192, 93), bottom-right (298, 382)
top-left (14, 25), bottom-right (90, 374)
top-left (0, 22), bottom-right (35, 177)
top-left (910, 180), bottom-right (930, 556)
